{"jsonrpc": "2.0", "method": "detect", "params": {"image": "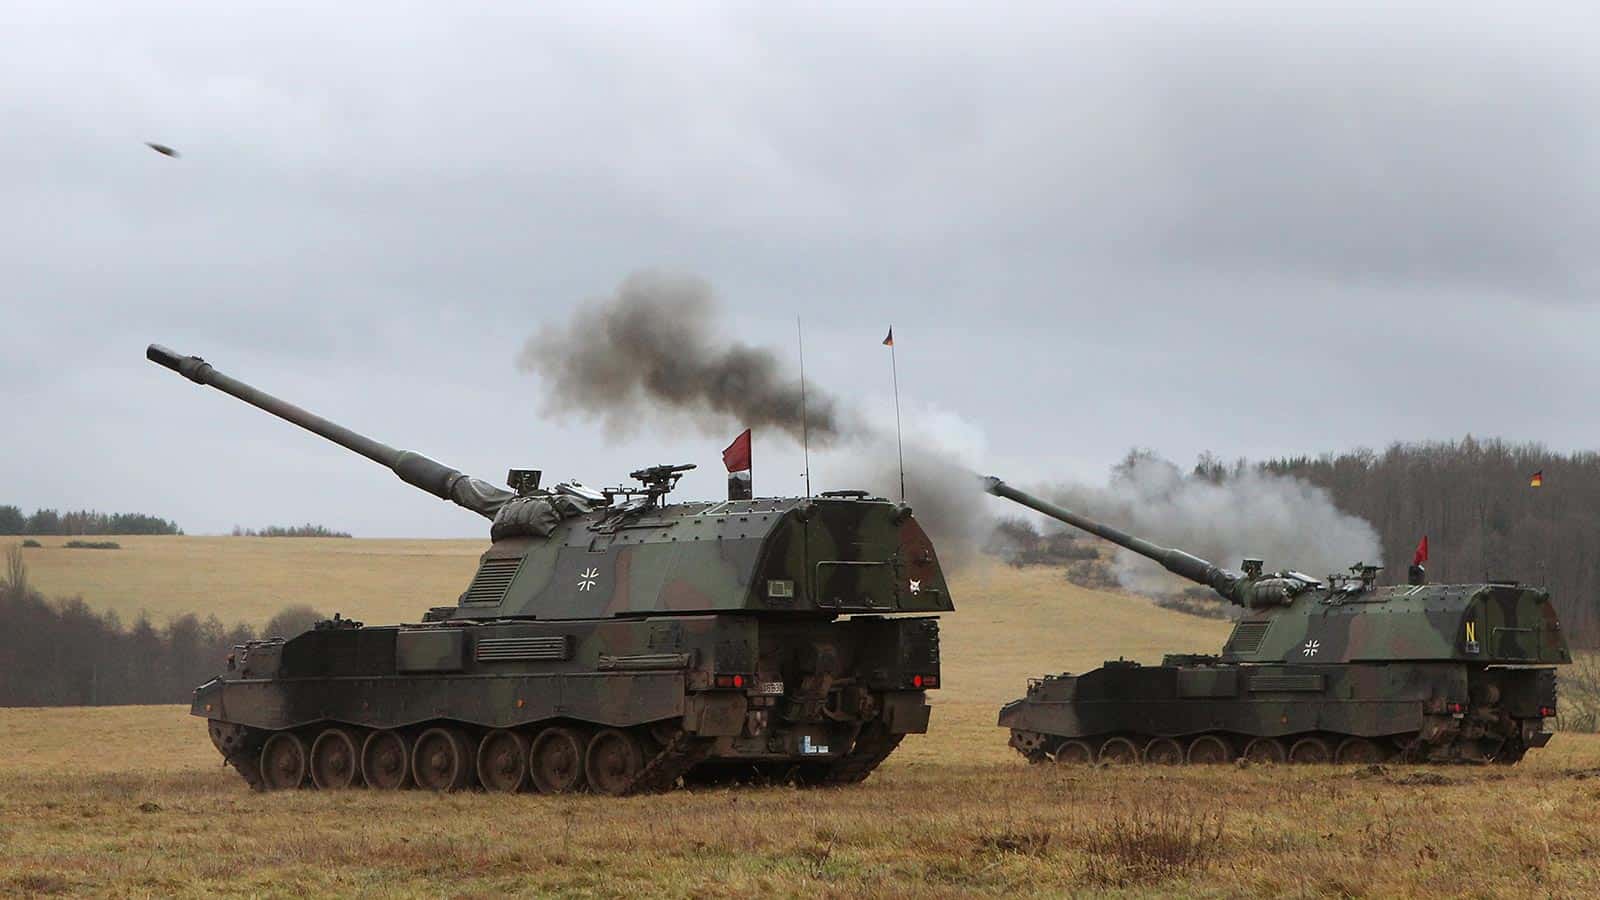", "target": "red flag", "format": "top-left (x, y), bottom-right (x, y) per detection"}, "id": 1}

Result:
top-left (1412, 536), bottom-right (1429, 566)
top-left (722, 428), bottom-right (752, 472)
top-left (882, 327), bottom-right (894, 347)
